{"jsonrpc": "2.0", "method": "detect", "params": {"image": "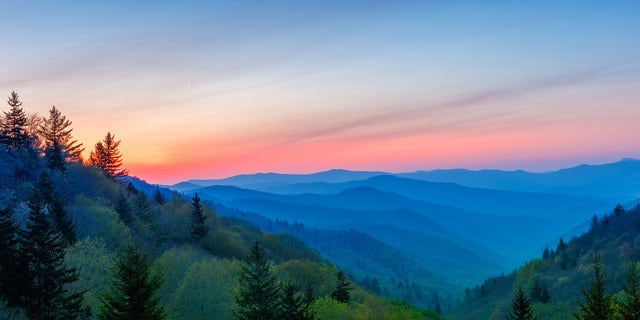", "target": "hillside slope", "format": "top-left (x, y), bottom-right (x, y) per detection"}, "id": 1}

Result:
top-left (452, 203), bottom-right (640, 320)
